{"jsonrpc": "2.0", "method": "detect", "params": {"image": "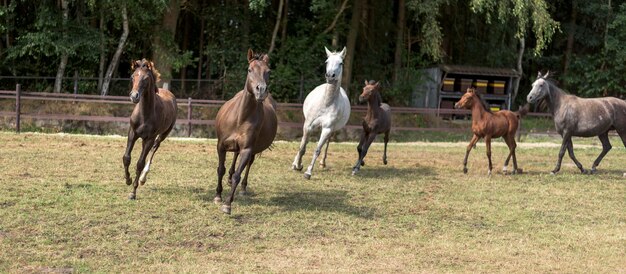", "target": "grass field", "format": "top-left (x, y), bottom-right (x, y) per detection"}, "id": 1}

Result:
top-left (0, 132), bottom-right (625, 273)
